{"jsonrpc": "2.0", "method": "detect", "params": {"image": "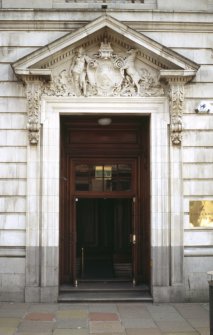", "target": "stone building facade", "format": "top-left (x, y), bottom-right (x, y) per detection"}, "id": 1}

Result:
top-left (0, 0), bottom-right (213, 303)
